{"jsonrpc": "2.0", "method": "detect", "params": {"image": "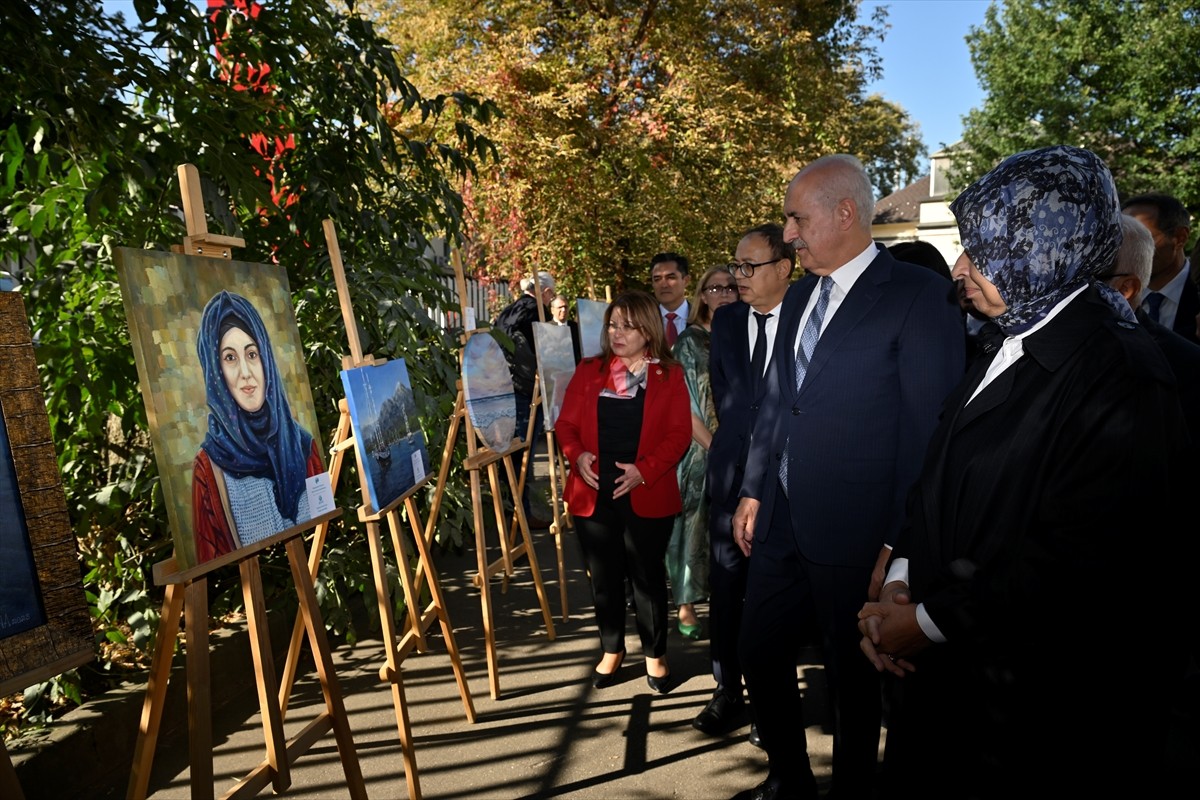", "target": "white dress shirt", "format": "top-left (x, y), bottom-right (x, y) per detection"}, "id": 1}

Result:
top-left (791, 242), bottom-right (878, 355)
top-left (746, 299), bottom-right (785, 376)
